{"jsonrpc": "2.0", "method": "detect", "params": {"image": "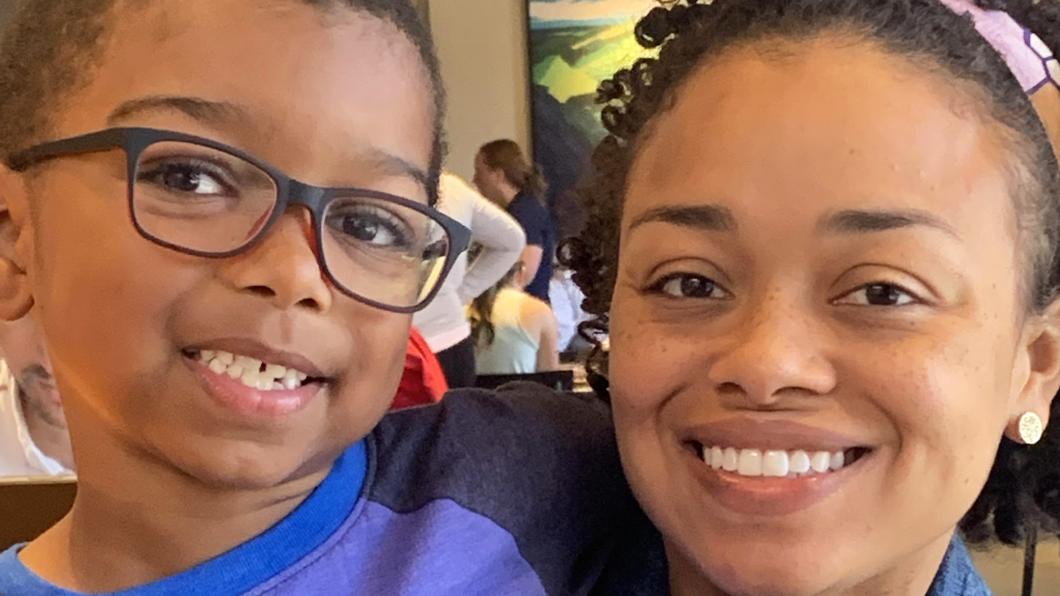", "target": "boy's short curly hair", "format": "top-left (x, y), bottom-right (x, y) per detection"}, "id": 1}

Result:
top-left (0, 0), bottom-right (446, 201)
top-left (565, 0), bottom-right (1060, 547)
